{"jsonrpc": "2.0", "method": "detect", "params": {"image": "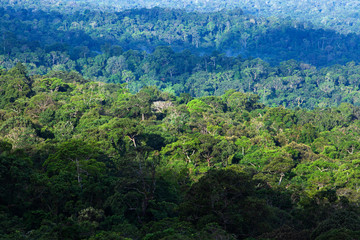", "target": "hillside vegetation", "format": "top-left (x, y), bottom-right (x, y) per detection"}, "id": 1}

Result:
top-left (0, 64), bottom-right (359, 239)
top-left (1, 2), bottom-right (360, 239)
top-left (2, 0), bottom-right (360, 34)
top-left (2, 7), bottom-right (360, 109)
